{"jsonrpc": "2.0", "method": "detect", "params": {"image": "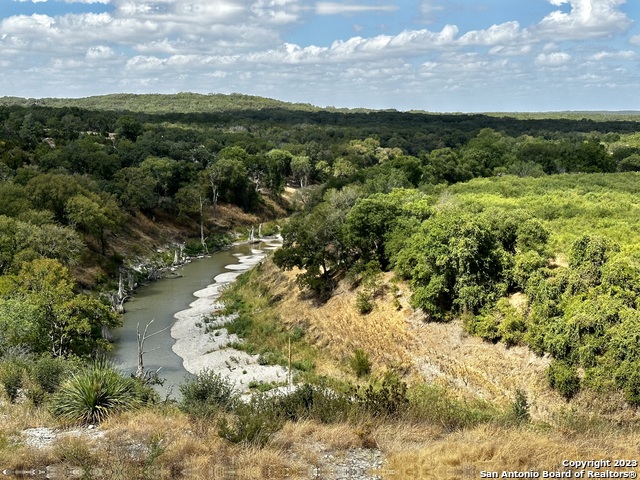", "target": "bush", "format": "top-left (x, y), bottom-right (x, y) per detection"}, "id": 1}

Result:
top-left (32, 356), bottom-right (72, 394)
top-left (464, 313), bottom-right (500, 342)
top-left (179, 369), bottom-right (237, 417)
top-left (613, 361), bottom-right (640, 406)
top-left (547, 360), bottom-right (580, 400)
top-left (354, 375), bottom-right (409, 418)
top-left (218, 394), bottom-right (282, 447)
top-left (51, 360), bottom-right (141, 424)
top-left (218, 384), bottom-right (354, 446)
top-left (0, 355), bottom-right (77, 405)
top-left (271, 384), bottom-right (352, 423)
top-left (510, 389), bottom-right (530, 423)
top-left (355, 292), bottom-right (374, 314)
top-left (0, 358), bottom-right (28, 402)
top-left (349, 349), bottom-right (371, 378)
top-left (407, 384), bottom-right (496, 430)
